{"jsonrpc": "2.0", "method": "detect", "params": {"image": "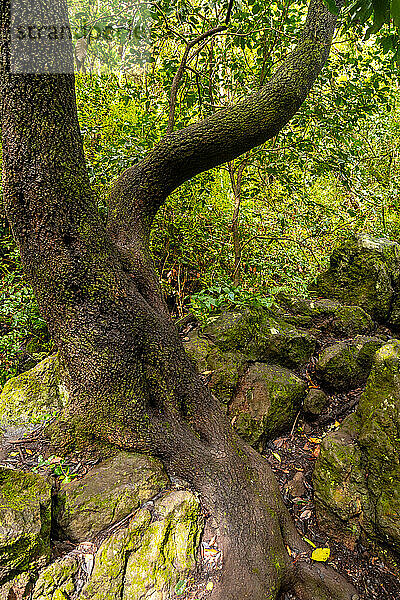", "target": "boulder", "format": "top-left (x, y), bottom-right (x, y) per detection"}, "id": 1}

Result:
top-left (315, 336), bottom-right (385, 391)
top-left (229, 364), bottom-right (307, 447)
top-left (313, 233), bottom-right (400, 322)
top-left (54, 452), bottom-right (169, 542)
top-left (313, 340), bottom-right (400, 555)
top-left (303, 388), bottom-right (329, 416)
top-left (0, 468), bottom-right (51, 583)
top-left (183, 330), bottom-right (246, 403)
top-left (33, 490), bottom-right (203, 600)
top-left (278, 296), bottom-right (374, 337)
top-left (203, 309), bottom-right (316, 369)
top-left (0, 354), bottom-right (68, 441)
